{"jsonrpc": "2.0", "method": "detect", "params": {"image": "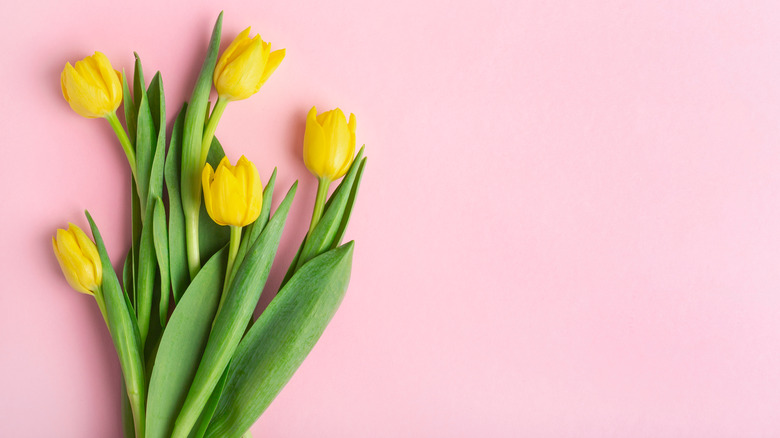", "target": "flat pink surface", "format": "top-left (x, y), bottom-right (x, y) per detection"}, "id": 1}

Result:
top-left (2, 0), bottom-right (780, 436)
